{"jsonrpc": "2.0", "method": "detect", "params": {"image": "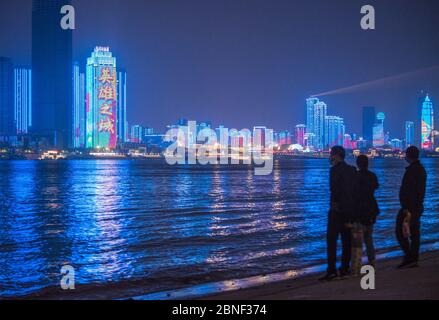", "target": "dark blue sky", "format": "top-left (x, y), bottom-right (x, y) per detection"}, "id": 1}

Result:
top-left (1, 0), bottom-right (439, 137)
